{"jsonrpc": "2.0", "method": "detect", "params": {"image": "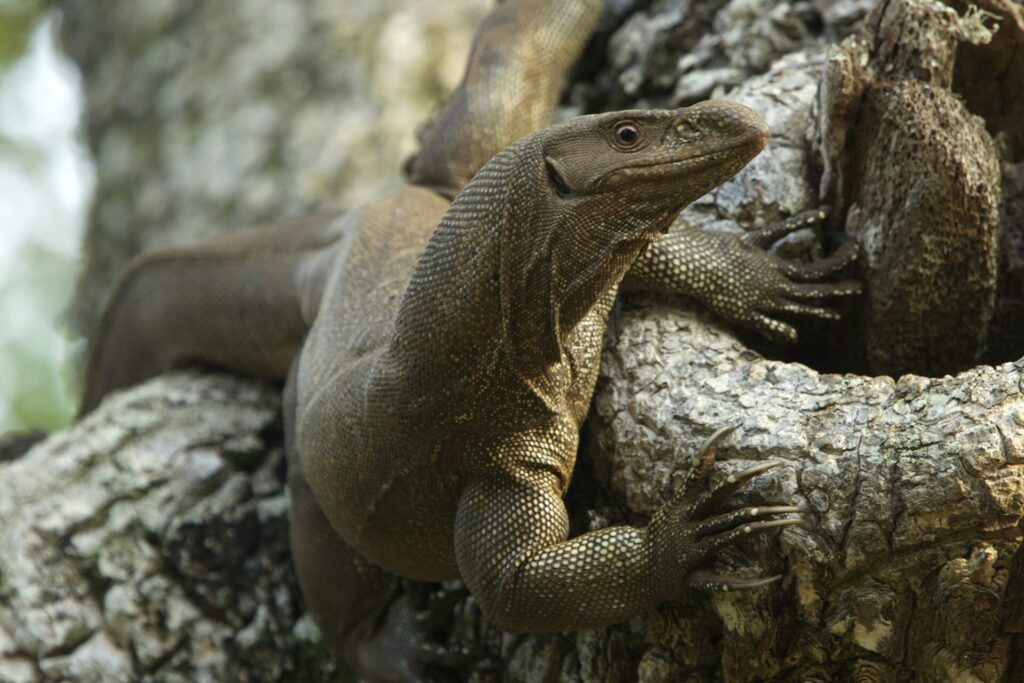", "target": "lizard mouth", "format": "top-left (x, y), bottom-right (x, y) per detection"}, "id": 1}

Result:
top-left (613, 140), bottom-right (760, 180)
top-left (597, 147), bottom-right (756, 198)
top-left (610, 138), bottom-right (764, 243)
